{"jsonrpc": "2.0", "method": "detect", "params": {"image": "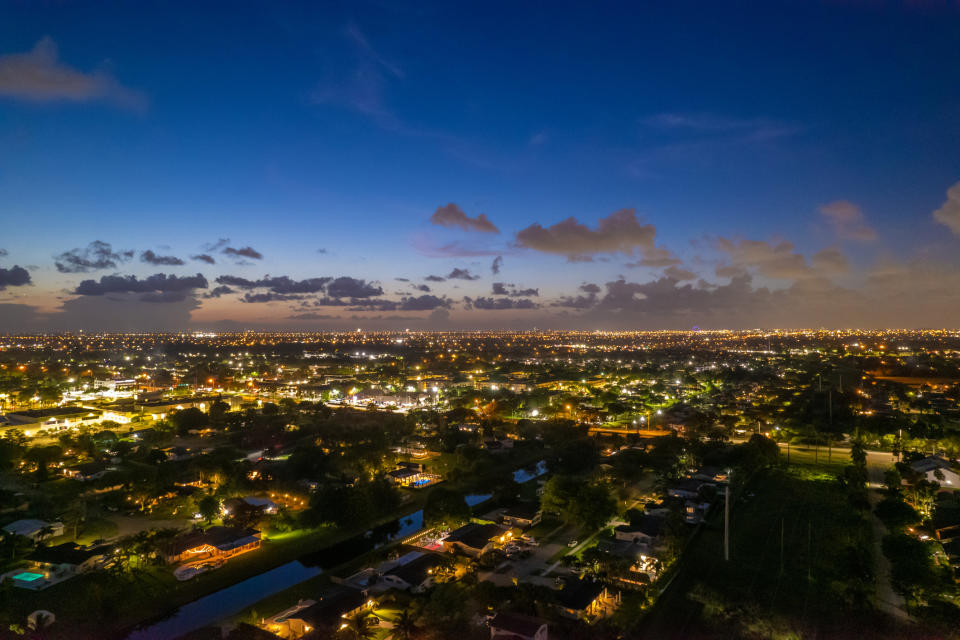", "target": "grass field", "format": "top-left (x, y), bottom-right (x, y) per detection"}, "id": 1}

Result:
top-left (636, 465), bottom-right (914, 639)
